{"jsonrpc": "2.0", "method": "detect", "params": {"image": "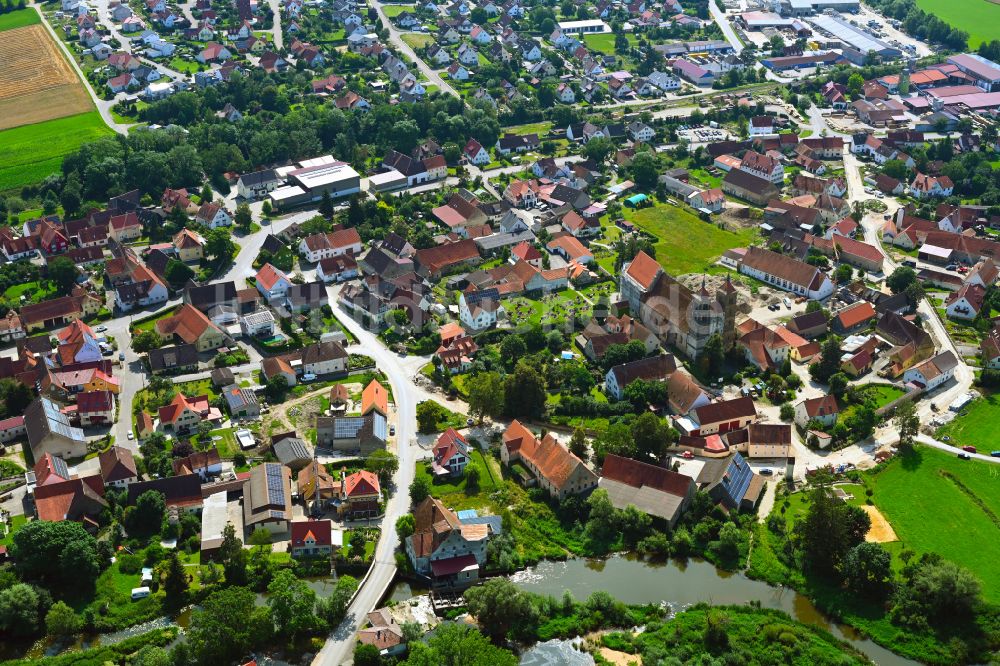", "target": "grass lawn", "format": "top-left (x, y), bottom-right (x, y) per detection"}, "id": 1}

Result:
top-left (416, 449), bottom-right (501, 512)
top-left (860, 383), bottom-right (905, 409)
top-left (582, 32), bottom-right (636, 54)
top-left (401, 33), bottom-right (432, 49)
top-left (625, 203), bottom-right (757, 275)
top-left (0, 112), bottom-right (112, 193)
top-left (341, 530), bottom-right (377, 559)
top-left (867, 446), bottom-right (1000, 602)
top-left (0, 514), bottom-right (26, 547)
top-left (168, 56), bottom-right (202, 74)
top-left (936, 393), bottom-right (1000, 452)
top-left (191, 427), bottom-right (239, 459)
top-left (4, 280), bottom-right (57, 304)
top-left (914, 0), bottom-right (1000, 47)
top-left (381, 4), bottom-right (411, 17)
top-left (0, 8), bottom-right (40, 31)
top-left (501, 120), bottom-right (553, 136)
